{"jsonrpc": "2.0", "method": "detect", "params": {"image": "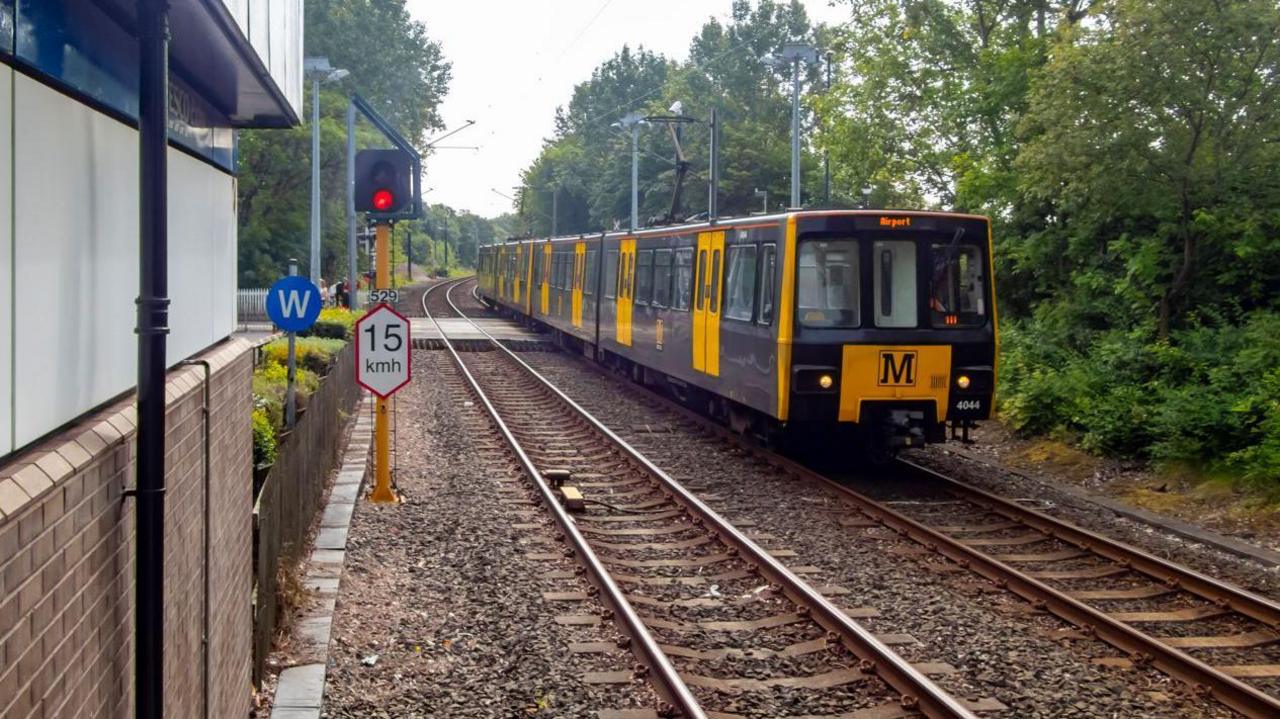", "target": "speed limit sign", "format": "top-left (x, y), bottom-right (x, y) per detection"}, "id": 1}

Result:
top-left (355, 304), bottom-right (411, 397)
